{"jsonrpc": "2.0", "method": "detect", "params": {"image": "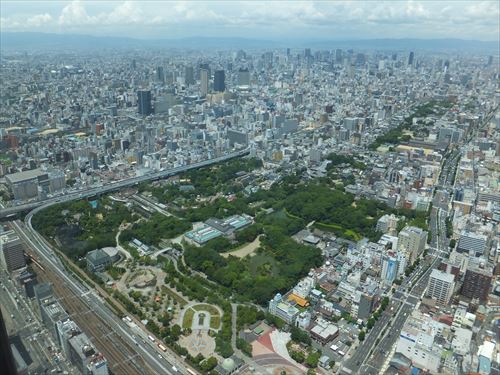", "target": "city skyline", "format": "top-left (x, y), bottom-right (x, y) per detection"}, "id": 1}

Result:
top-left (1, 0), bottom-right (499, 41)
